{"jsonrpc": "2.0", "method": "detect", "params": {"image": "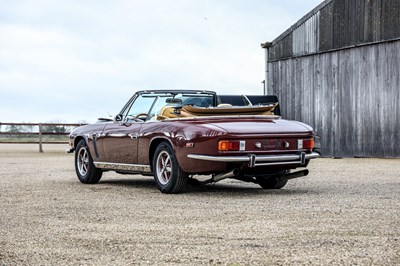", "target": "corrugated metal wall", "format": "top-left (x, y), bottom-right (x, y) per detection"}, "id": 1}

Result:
top-left (292, 12), bottom-right (320, 56)
top-left (269, 40), bottom-right (400, 158)
top-left (269, 0), bottom-right (400, 61)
